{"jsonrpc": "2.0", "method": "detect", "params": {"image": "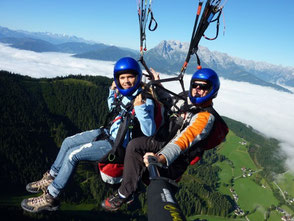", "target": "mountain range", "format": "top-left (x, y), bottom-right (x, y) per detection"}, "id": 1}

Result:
top-left (1, 25), bottom-right (293, 92)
